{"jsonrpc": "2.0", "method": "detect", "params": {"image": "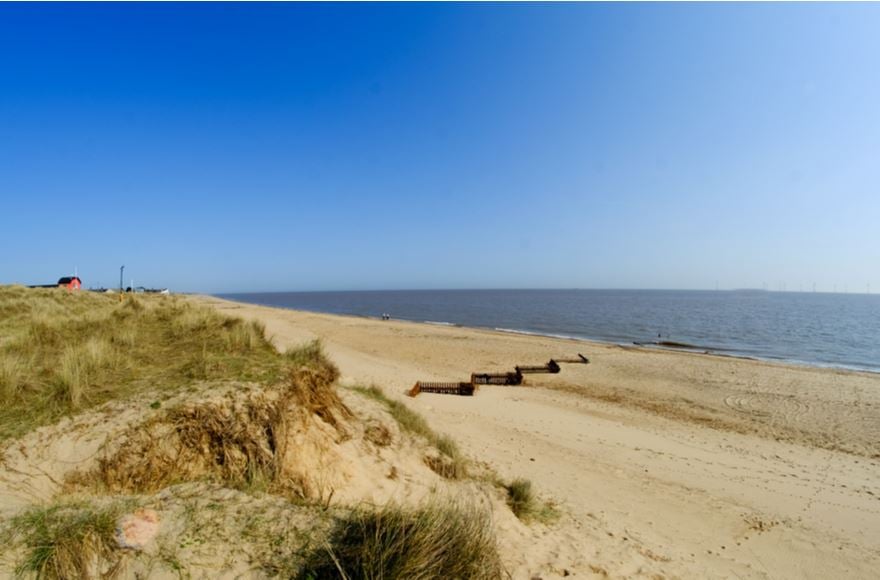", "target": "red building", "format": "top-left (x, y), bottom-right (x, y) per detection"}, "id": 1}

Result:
top-left (57, 276), bottom-right (82, 291)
